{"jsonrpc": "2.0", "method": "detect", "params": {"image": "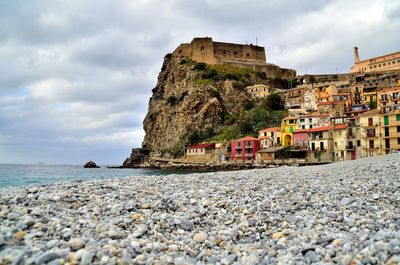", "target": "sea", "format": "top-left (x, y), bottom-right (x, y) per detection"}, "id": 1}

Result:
top-left (0, 164), bottom-right (197, 188)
